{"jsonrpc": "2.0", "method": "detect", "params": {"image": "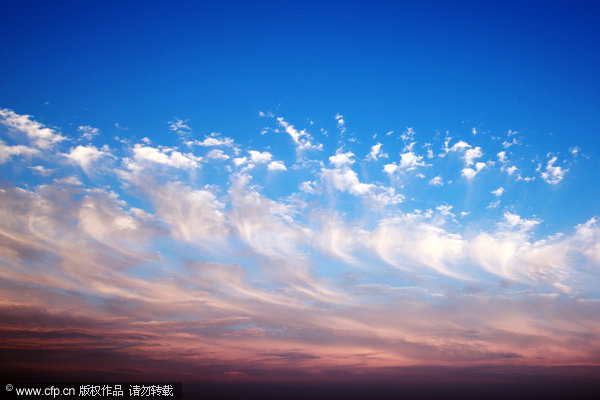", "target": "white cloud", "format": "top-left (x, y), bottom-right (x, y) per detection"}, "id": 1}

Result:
top-left (463, 147), bottom-right (483, 166)
top-left (500, 211), bottom-right (540, 231)
top-left (491, 187), bottom-right (504, 197)
top-left (366, 142), bottom-right (387, 161)
top-left (429, 176), bottom-right (443, 186)
top-left (400, 127), bottom-right (415, 142)
top-left (300, 181), bottom-right (315, 194)
top-left (399, 151), bottom-right (427, 170)
top-left (335, 113), bottom-right (346, 134)
top-left (268, 160), bottom-right (287, 171)
top-left (206, 149), bottom-right (229, 160)
top-left (277, 117), bottom-right (322, 151)
top-left (383, 163), bottom-right (398, 175)
top-left (233, 157), bottom-right (247, 167)
top-left (0, 108), bottom-right (66, 149)
top-left (322, 167), bottom-right (372, 196)
top-left (29, 165), bottom-right (54, 176)
top-left (487, 200), bottom-right (500, 209)
top-left (65, 145), bottom-right (112, 175)
top-left (191, 135), bottom-right (234, 147)
top-left (152, 182), bottom-right (229, 245)
top-left (78, 125), bottom-right (100, 140)
top-left (461, 162), bottom-right (486, 180)
top-left (497, 151), bottom-right (507, 163)
top-left (249, 150), bottom-right (273, 164)
top-left (329, 150), bottom-right (355, 167)
top-left (168, 118), bottom-right (191, 134)
top-left (229, 175), bottom-right (306, 259)
top-left (129, 144), bottom-right (201, 170)
top-left (0, 139), bottom-right (40, 163)
top-left (369, 214), bottom-right (467, 279)
top-left (541, 157), bottom-right (567, 184)
top-left (447, 140), bottom-right (471, 153)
